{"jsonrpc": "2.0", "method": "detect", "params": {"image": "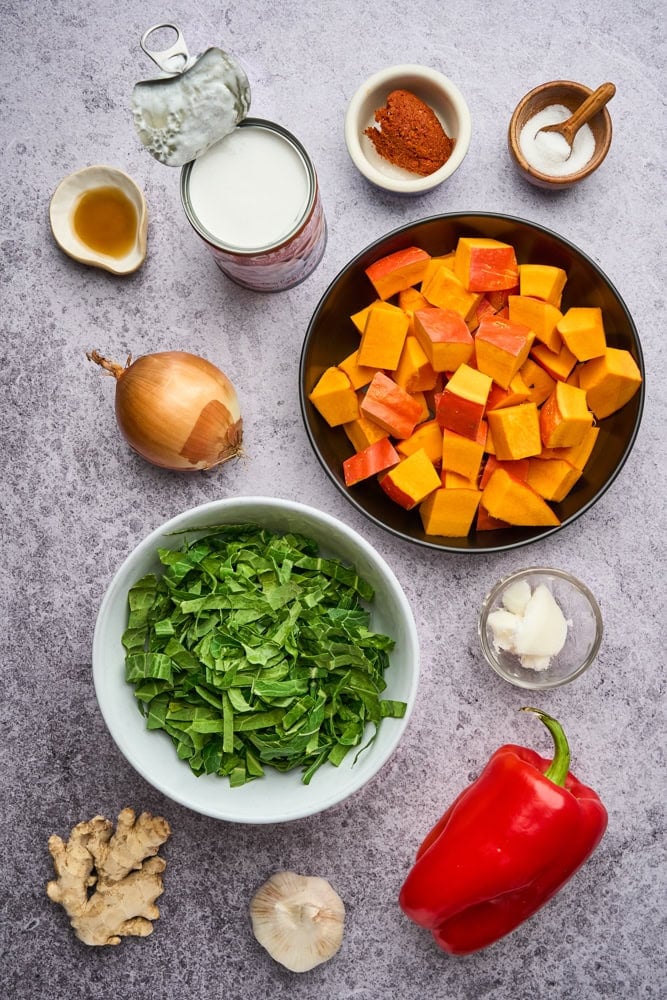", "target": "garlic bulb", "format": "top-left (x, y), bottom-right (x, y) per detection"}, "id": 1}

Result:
top-left (250, 871), bottom-right (345, 973)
